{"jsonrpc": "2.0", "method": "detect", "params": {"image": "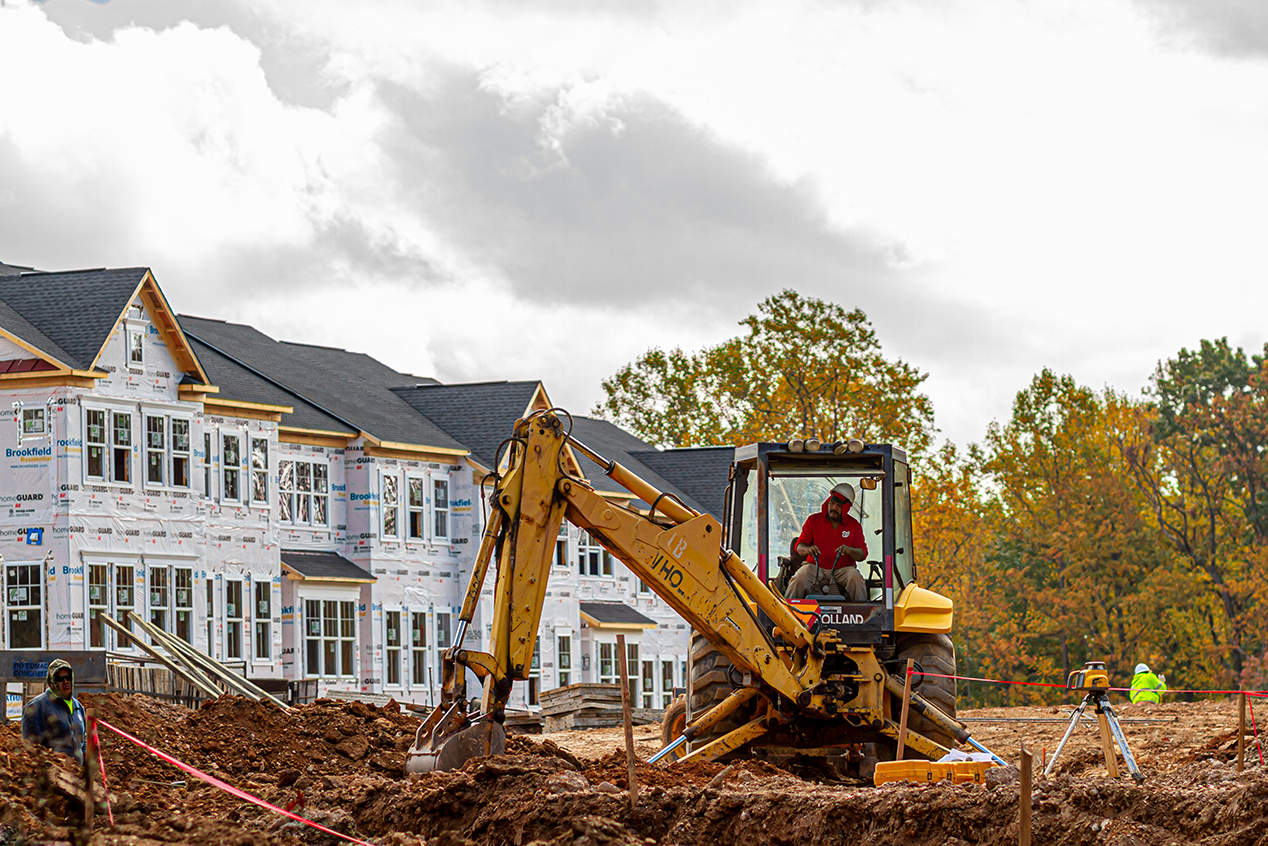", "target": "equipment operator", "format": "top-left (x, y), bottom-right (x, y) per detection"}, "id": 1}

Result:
top-left (787, 482), bottom-right (868, 601)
